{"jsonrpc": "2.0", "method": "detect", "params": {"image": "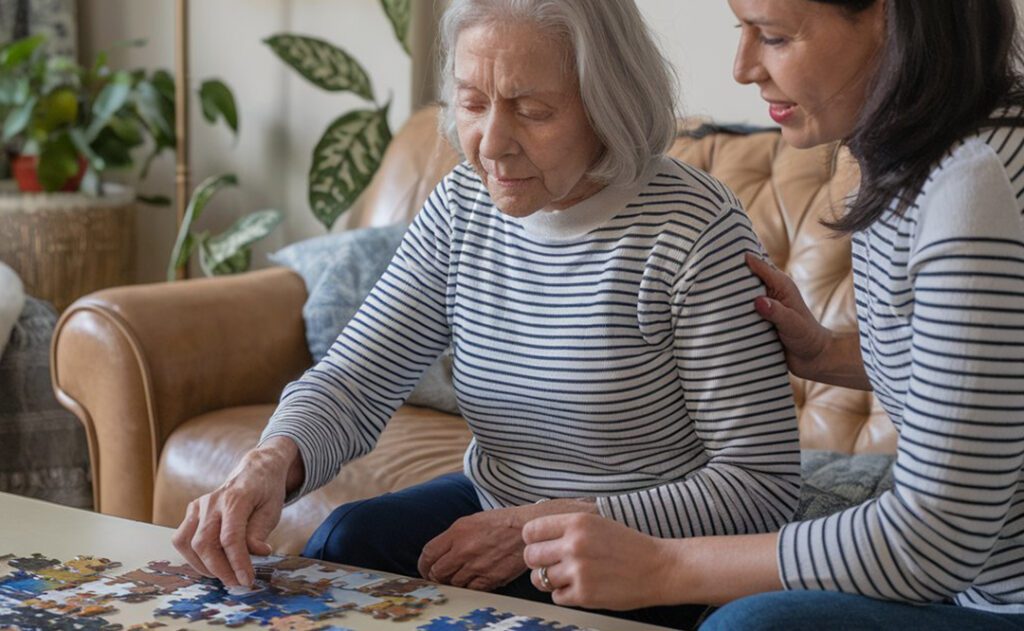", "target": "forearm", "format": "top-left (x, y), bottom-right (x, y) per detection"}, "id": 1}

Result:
top-left (658, 532), bottom-right (781, 606)
top-left (802, 330), bottom-right (871, 390)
